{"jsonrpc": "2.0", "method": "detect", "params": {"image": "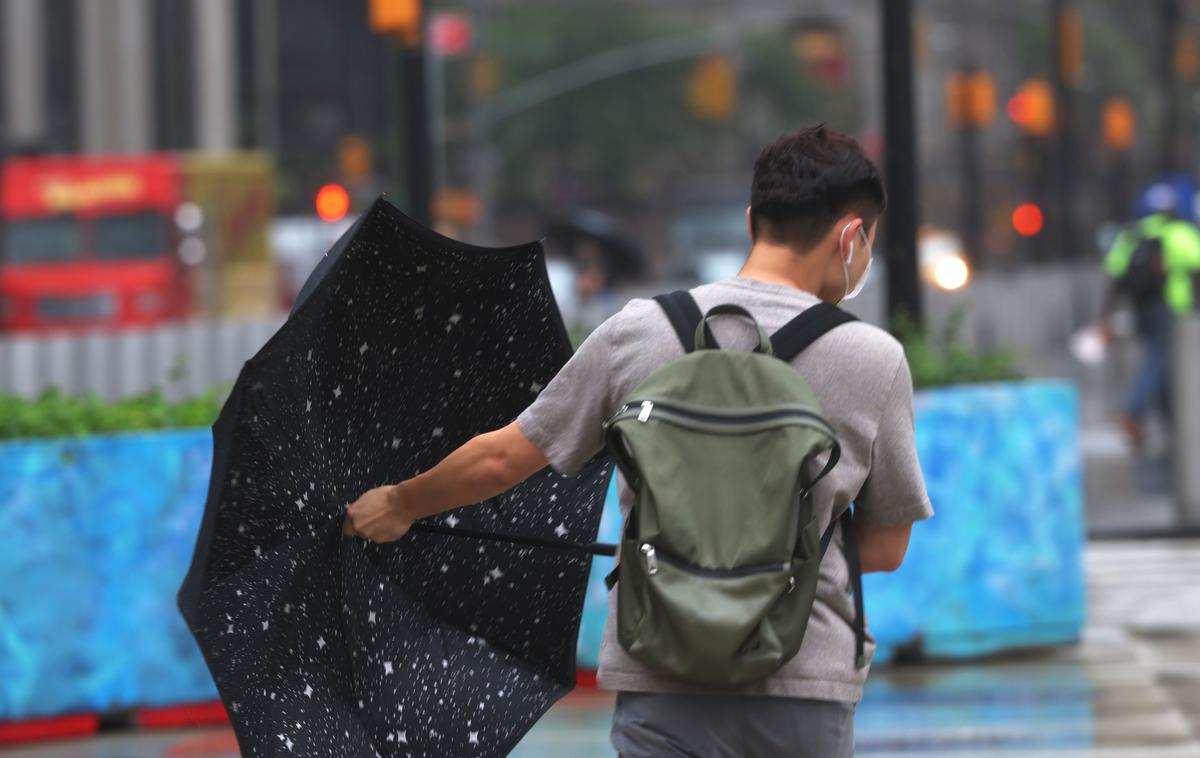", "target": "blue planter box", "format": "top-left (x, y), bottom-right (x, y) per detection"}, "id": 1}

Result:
top-left (865, 381), bottom-right (1085, 661)
top-left (0, 430), bottom-right (218, 720)
top-left (0, 381), bottom-right (1083, 721)
top-left (576, 380), bottom-right (1086, 667)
